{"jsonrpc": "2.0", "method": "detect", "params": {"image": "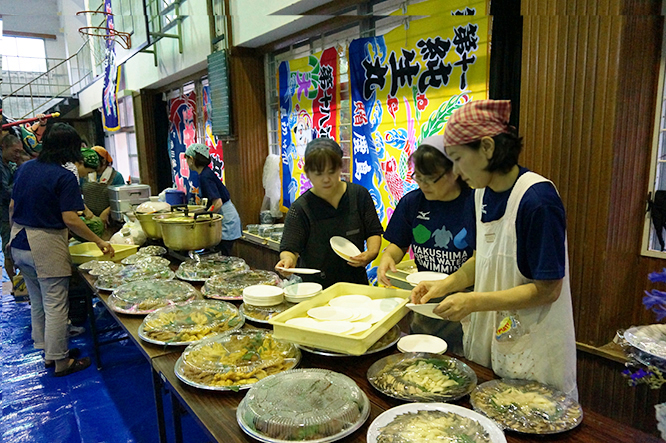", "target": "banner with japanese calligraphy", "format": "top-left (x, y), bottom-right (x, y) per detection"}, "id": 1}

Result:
top-left (279, 47), bottom-right (339, 210)
top-left (101, 0), bottom-right (120, 131)
top-left (167, 91), bottom-right (198, 195)
top-left (348, 6), bottom-right (489, 229)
